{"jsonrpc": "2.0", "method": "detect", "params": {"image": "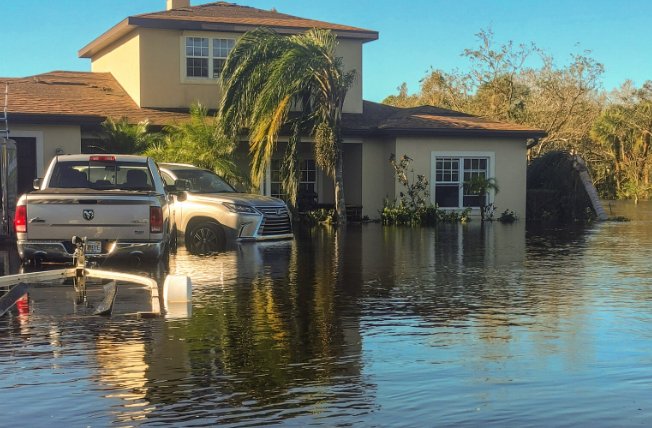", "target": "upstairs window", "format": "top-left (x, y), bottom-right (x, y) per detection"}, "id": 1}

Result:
top-left (186, 37), bottom-right (208, 77)
top-left (213, 38), bottom-right (235, 78)
top-left (185, 37), bottom-right (235, 79)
